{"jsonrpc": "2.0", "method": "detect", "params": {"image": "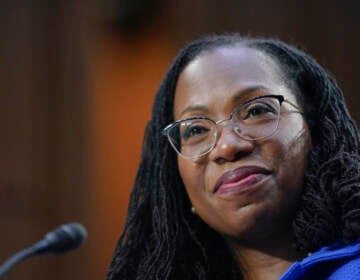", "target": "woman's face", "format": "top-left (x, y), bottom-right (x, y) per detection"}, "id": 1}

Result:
top-left (174, 46), bottom-right (311, 243)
